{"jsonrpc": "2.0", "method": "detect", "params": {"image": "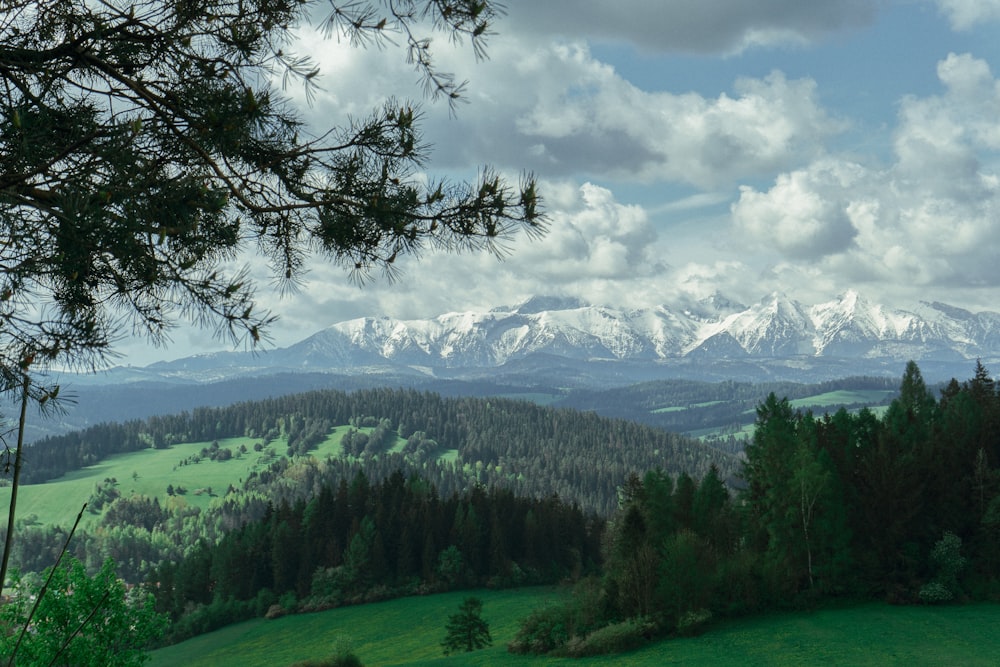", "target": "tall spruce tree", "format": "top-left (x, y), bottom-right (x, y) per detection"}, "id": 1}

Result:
top-left (441, 596), bottom-right (492, 655)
